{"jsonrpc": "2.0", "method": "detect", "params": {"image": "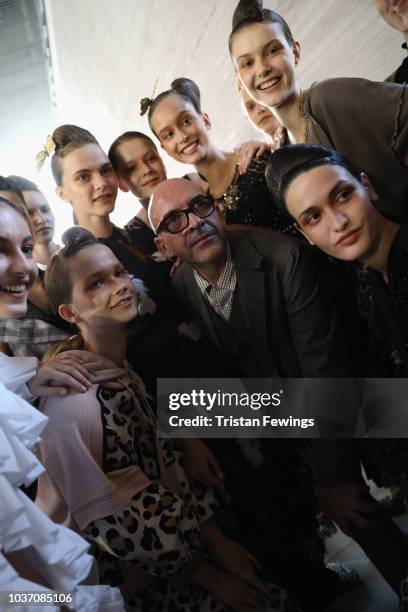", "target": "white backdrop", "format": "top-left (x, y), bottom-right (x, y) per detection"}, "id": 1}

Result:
top-left (8, 0), bottom-right (407, 241)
